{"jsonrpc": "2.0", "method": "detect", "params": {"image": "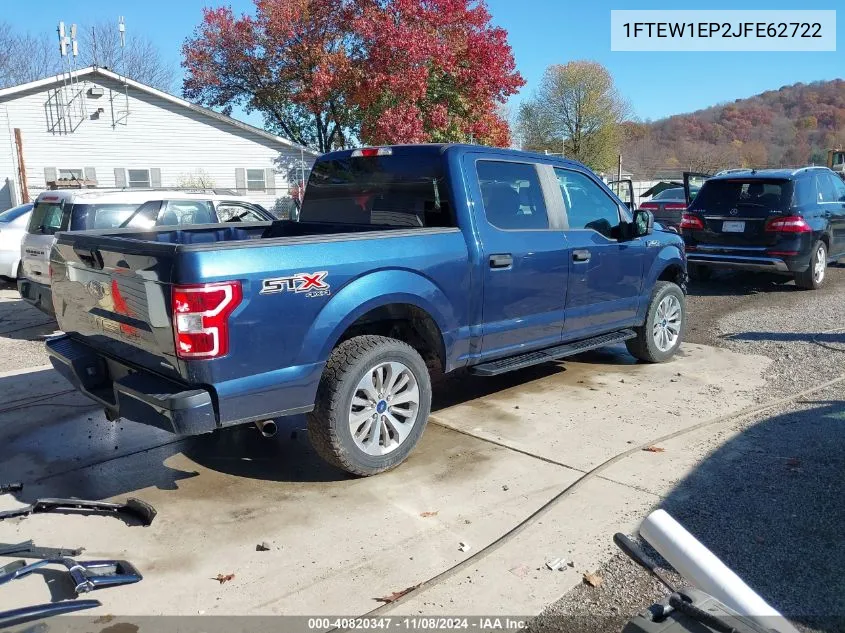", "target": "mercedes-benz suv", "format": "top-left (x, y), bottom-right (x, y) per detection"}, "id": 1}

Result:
top-left (681, 167), bottom-right (845, 289)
